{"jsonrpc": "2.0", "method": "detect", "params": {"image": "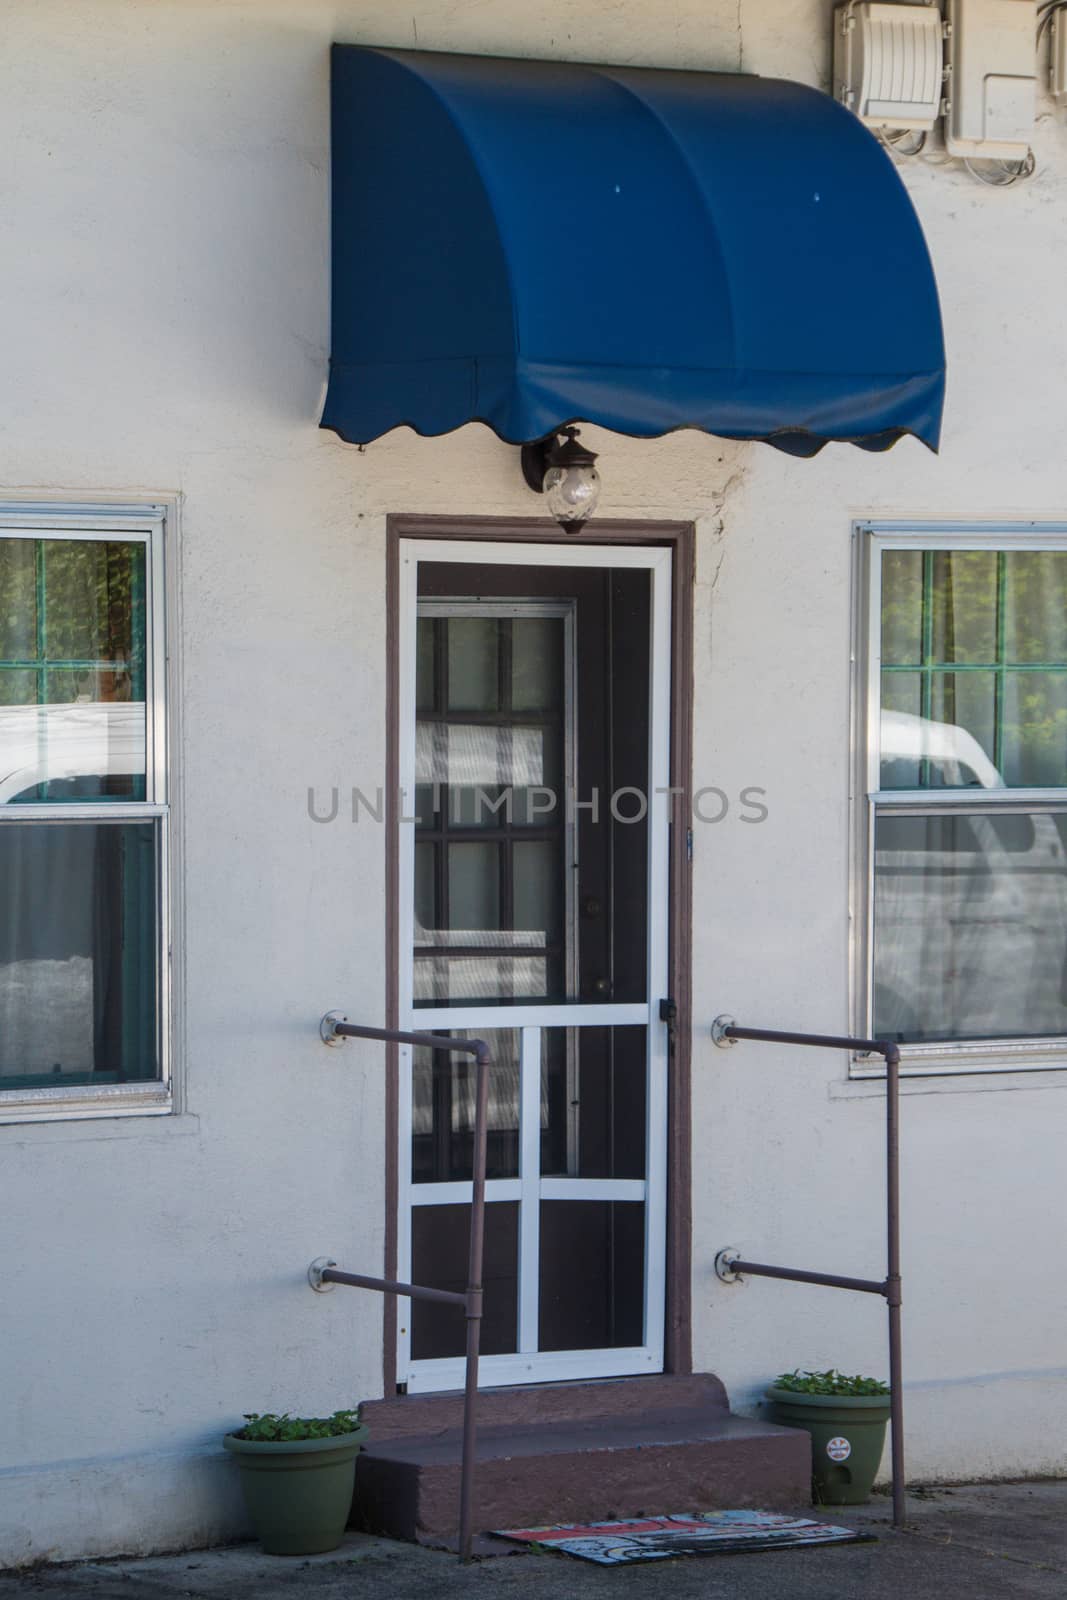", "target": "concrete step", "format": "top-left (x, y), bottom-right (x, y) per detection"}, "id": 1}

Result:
top-left (354, 1376), bottom-right (809, 1542)
top-left (359, 1373), bottom-right (729, 1438)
